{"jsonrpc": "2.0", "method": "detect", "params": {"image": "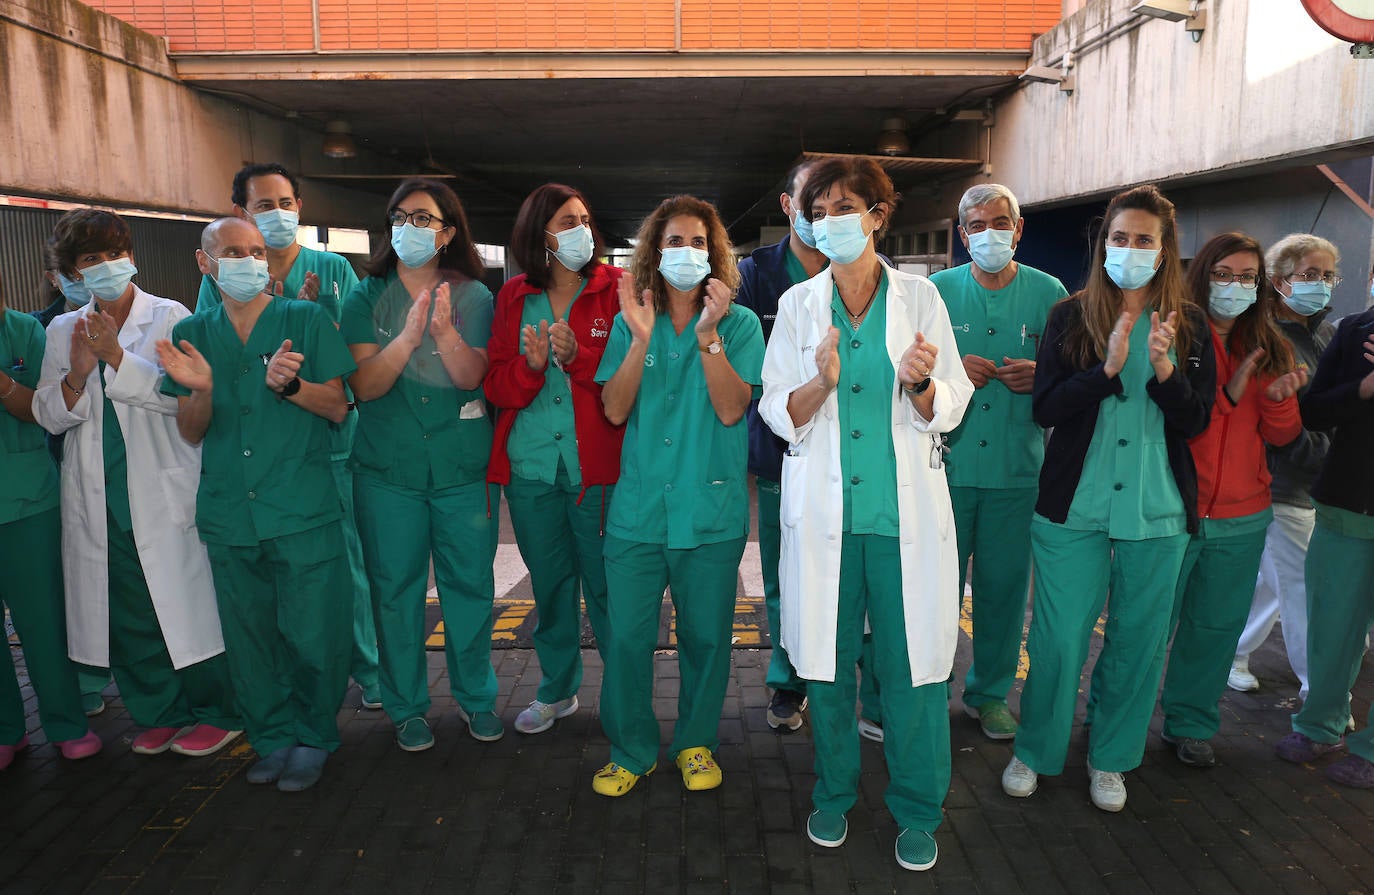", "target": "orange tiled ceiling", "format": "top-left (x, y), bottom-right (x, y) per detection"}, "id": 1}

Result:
top-left (85, 0), bottom-right (1062, 54)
